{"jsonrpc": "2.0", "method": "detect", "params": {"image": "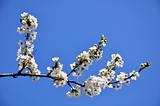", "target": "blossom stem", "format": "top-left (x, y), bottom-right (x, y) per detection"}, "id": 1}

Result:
top-left (17, 32), bottom-right (30, 74)
top-left (67, 62), bottom-right (82, 77)
top-left (67, 67), bottom-right (76, 77)
top-left (0, 72), bottom-right (55, 79)
top-left (67, 81), bottom-right (73, 89)
top-left (0, 64), bottom-right (149, 88)
top-left (109, 67), bottom-right (146, 84)
top-left (17, 63), bottom-right (26, 74)
top-left (0, 72), bottom-right (85, 87)
top-left (26, 33), bottom-right (30, 40)
top-left (68, 80), bottom-right (85, 87)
